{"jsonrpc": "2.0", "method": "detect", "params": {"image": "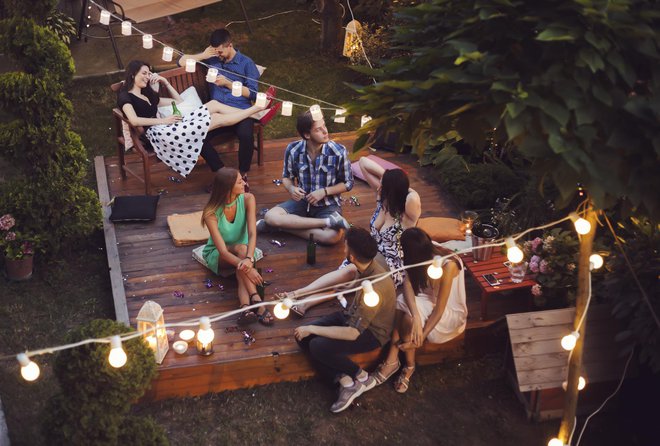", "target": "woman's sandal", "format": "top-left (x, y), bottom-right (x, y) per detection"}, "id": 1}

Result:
top-left (250, 293), bottom-right (275, 326)
top-left (373, 360), bottom-right (401, 386)
top-left (290, 305), bottom-right (305, 318)
top-left (394, 366), bottom-right (416, 394)
top-left (237, 304), bottom-right (257, 326)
